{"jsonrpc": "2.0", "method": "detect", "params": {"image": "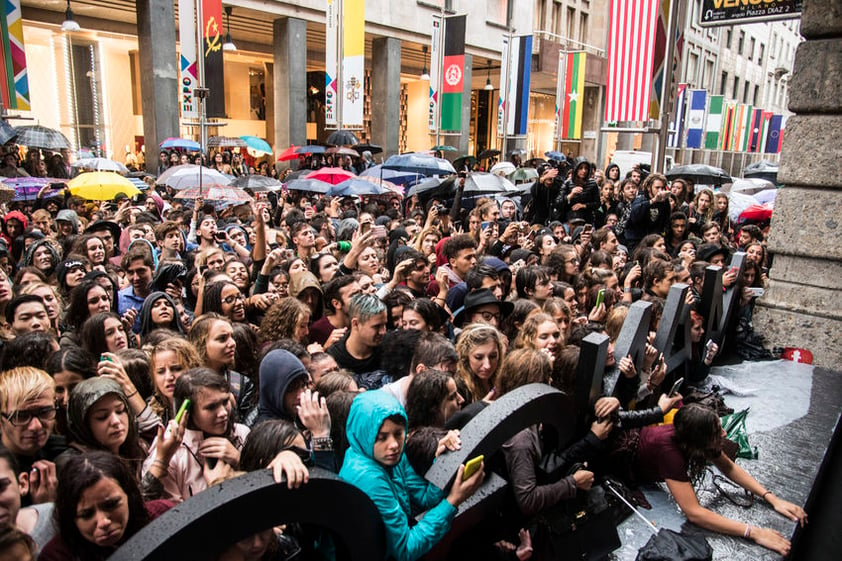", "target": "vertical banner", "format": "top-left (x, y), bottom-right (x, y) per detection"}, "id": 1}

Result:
top-left (325, 0), bottom-right (339, 127)
top-left (201, 0), bottom-right (225, 117)
top-left (178, 0), bottom-right (198, 119)
top-left (439, 15), bottom-right (466, 132)
top-left (765, 114), bottom-right (783, 153)
top-left (504, 34), bottom-right (520, 135)
top-left (0, 0), bottom-right (30, 110)
top-left (562, 52), bottom-right (586, 140)
top-left (428, 14), bottom-right (442, 132)
top-left (739, 105), bottom-right (754, 151)
top-left (507, 35), bottom-right (532, 136)
top-left (341, 0), bottom-right (365, 127)
top-left (704, 95), bottom-right (723, 149)
top-left (720, 102), bottom-right (736, 150)
top-left (605, 0), bottom-right (659, 122)
top-left (747, 108), bottom-right (764, 152)
top-left (553, 49), bottom-right (566, 142)
top-left (757, 111), bottom-right (772, 153)
top-left (685, 89), bottom-right (706, 148)
top-left (667, 83), bottom-right (687, 148)
top-left (496, 35), bottom-right (510, 137)
top-left (649, 0), bottom-right (683, 119)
